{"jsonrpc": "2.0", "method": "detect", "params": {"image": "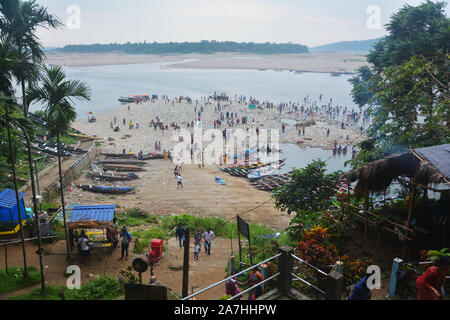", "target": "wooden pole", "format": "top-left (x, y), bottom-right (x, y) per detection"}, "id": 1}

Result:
top-left (182, 228), bottom-right (190, 298)
top-left (4, 244), bottom-right (8, 275)
top-left (403, 172), bottom-right (417, 259)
